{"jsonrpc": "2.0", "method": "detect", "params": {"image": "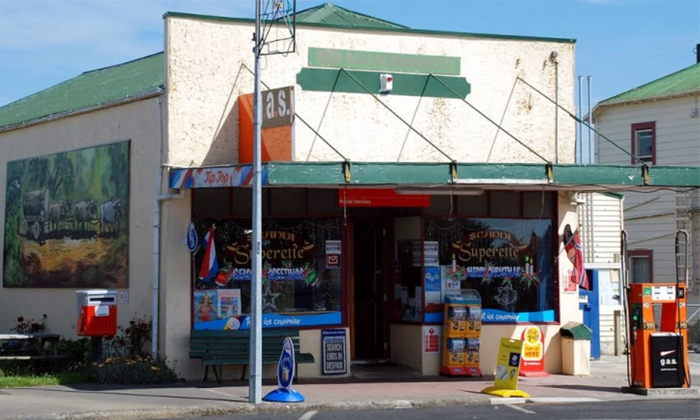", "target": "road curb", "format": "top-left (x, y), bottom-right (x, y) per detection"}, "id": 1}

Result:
top-left (35, 397), bottom-right (492, 420)
top-left (3, 391), bottom-right (698, 420)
